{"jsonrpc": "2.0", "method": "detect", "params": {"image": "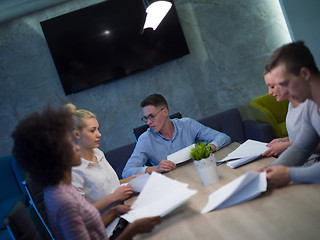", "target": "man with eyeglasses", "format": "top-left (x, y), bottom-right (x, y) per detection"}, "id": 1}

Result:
top-left (122, 94), bottom-right (231, 178)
